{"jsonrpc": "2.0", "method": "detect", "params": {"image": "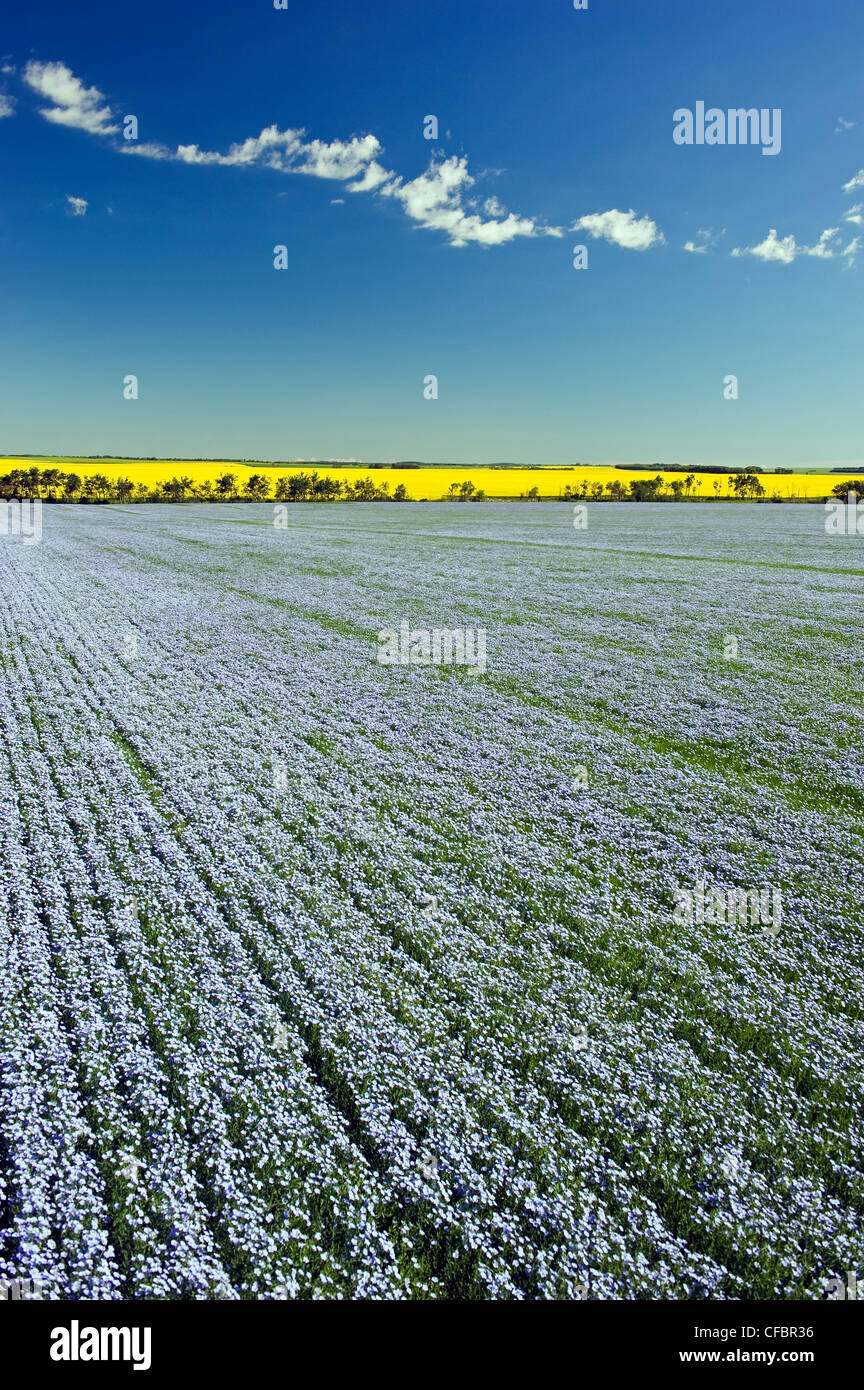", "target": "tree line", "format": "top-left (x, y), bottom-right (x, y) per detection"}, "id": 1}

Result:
top-left (561, 472), bottom-right (767, 501)
top-left (559, 472), bottom-right (849, 502)
top-left (1, 465), bottom-right (854, 505)
top-left (559, 475), bottom-right (863, 502)
top-left (0, 467), bottom-right (414, 503)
